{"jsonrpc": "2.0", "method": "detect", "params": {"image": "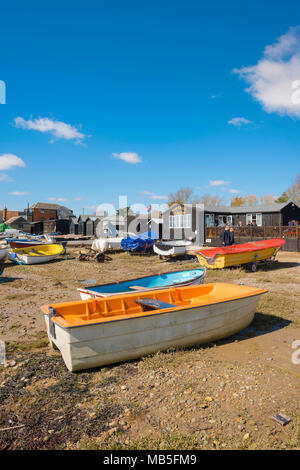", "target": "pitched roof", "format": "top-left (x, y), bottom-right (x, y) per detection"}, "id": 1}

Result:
top-left (30, 202), bottom-right (60, 210)
top-left (78, 215), bottom-right (100, 222)
top-left (162, 201), bottom-right (298, 215)
top-left (205, 202), bottom-right (294, 214)
top-left (6, 216), bottom-right (27, 224)
top-left (30, 202), bottom-right (73, 211)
